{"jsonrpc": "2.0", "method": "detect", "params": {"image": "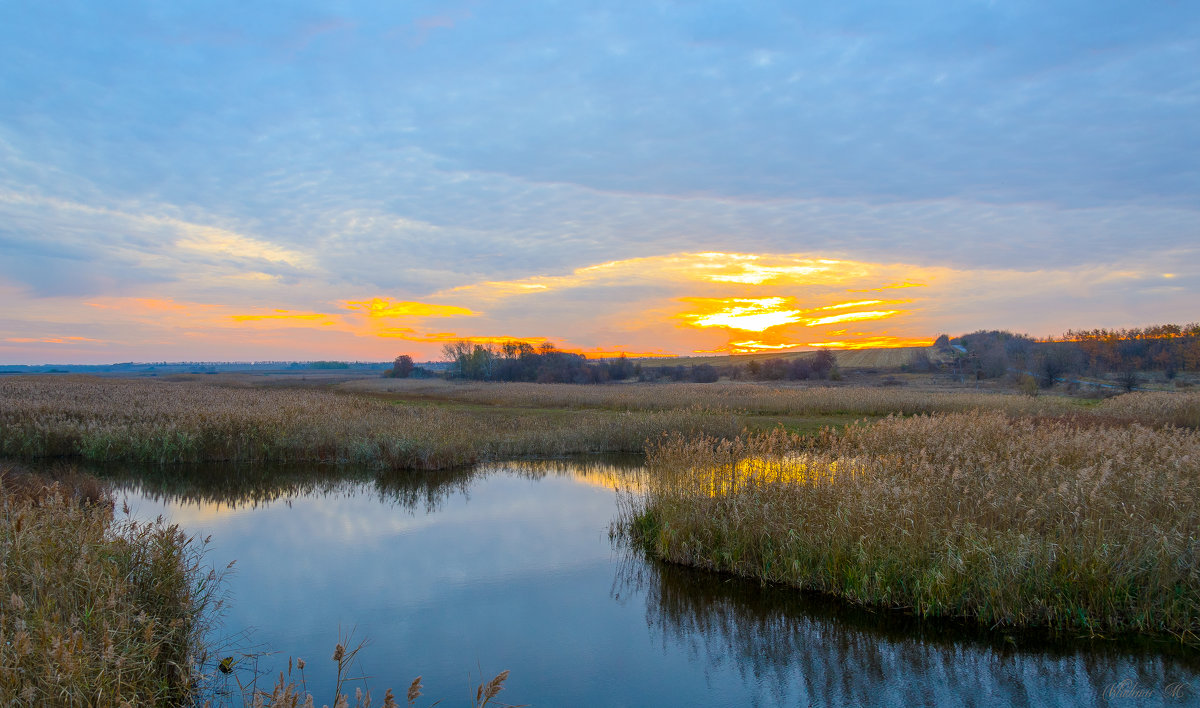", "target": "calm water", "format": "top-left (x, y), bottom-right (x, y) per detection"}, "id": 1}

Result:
top-left (102, 459), bottom-right (1199, 707)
